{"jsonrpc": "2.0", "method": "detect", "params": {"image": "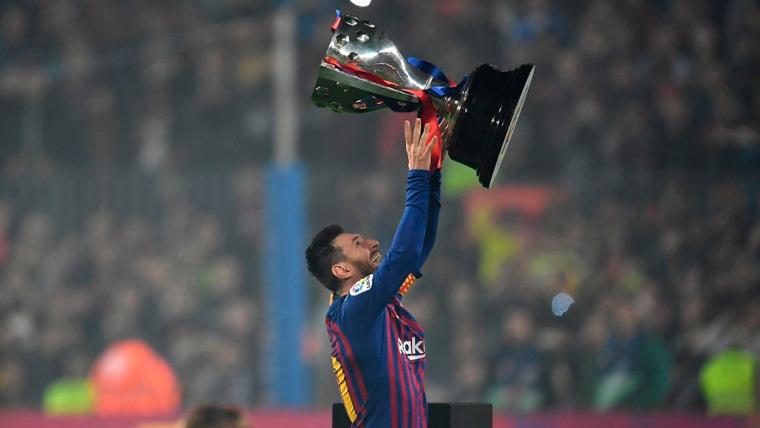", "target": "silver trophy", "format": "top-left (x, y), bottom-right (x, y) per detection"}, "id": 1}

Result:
top-left (312, 13), bottom-right (535, 188)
